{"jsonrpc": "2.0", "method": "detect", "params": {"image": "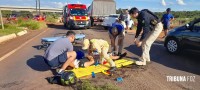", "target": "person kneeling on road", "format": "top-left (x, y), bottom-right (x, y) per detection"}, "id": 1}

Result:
top-left (43, 31), bottom-right (76, 70)
top-left (57, 50), bottom-right (95, 74)
top-left (109, 19), bottom-right (126, 56)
